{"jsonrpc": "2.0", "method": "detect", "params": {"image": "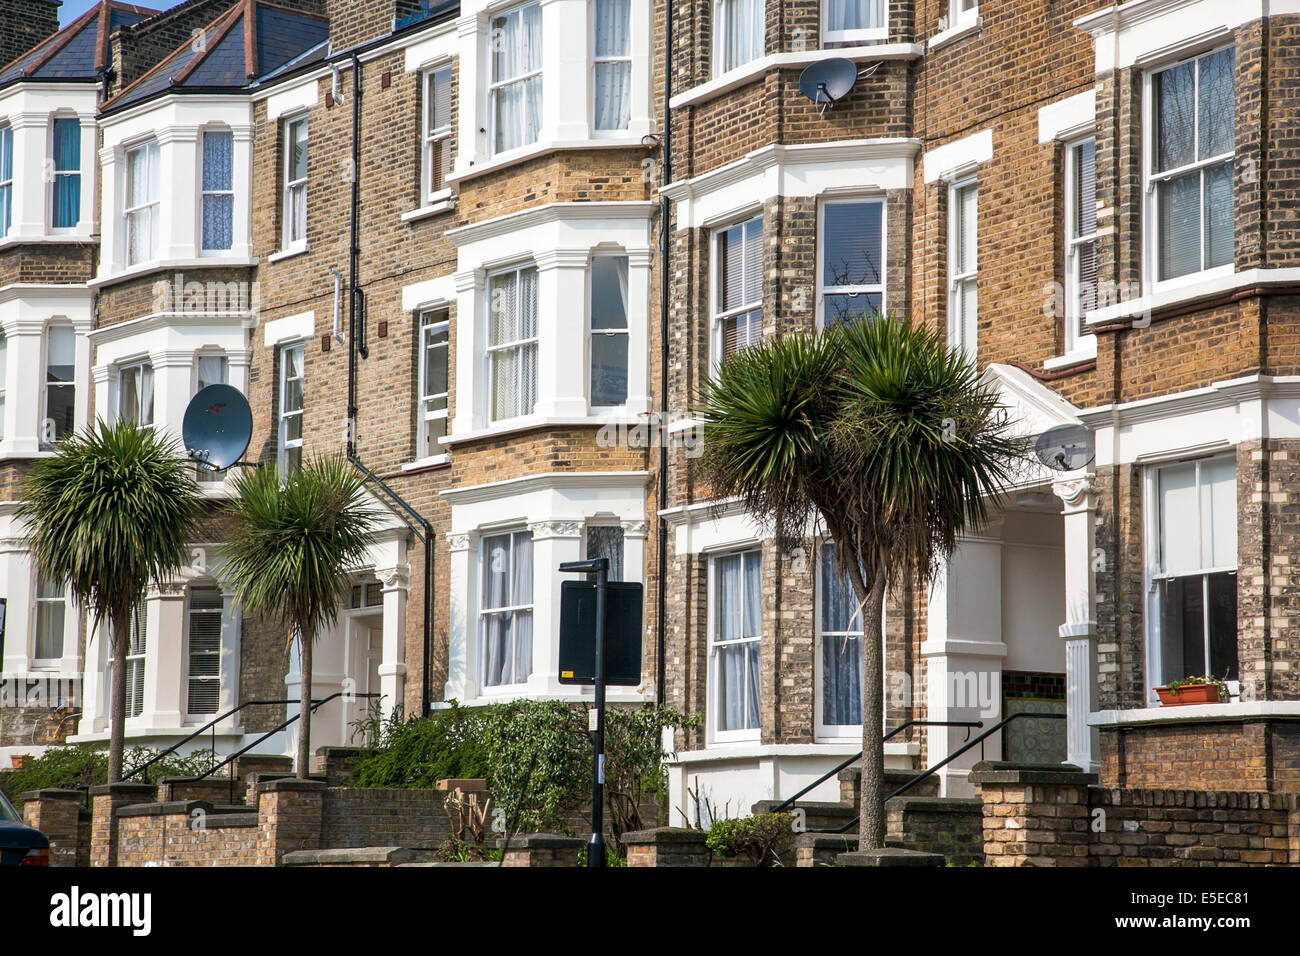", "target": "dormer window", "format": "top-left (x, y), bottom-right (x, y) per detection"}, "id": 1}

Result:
top-left (124, 140), bottom-right (160, 266)
top-left (51, 117), bottom-right (80, 229)
top-left (490, 3), bottom-right (543, 154)
top-left (201, 129), bottom-right (234, 252)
